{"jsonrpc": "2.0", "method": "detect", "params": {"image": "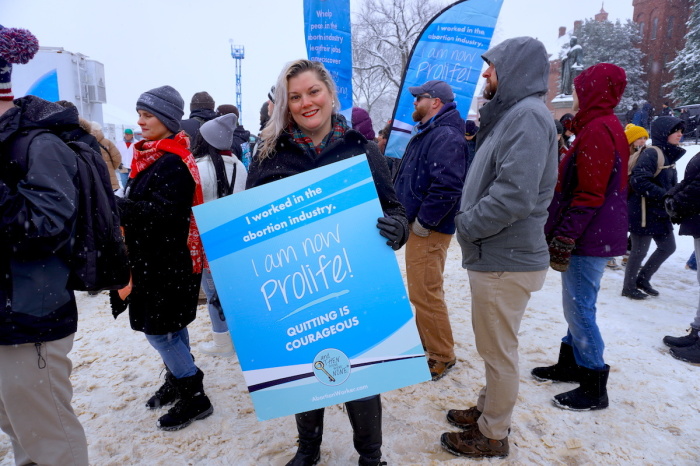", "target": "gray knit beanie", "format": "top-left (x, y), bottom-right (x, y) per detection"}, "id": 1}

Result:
top-left (136, 85), bottom-right (184, 134)
top-left (200, 113), bottom-right (238, 150)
